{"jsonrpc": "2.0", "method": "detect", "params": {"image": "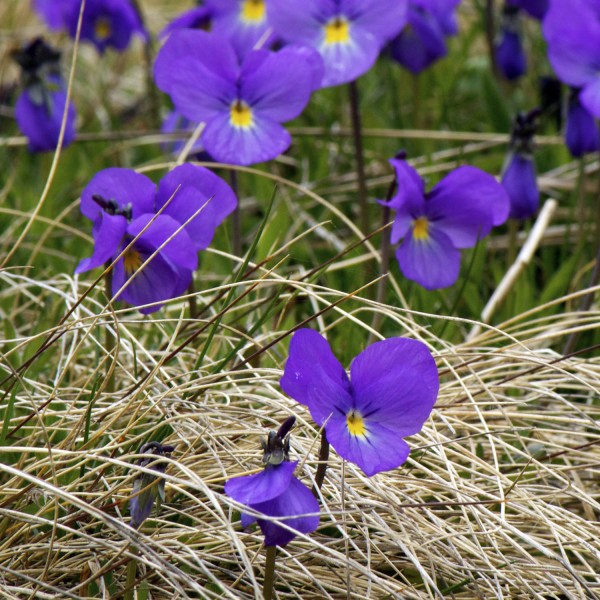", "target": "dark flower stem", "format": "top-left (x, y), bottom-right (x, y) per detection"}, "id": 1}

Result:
top-left (187, 278), bottom-right (198, 320)
top-left (312, 432), bottom-right (330, 497)
top-left (230, 170), bottom-right (242, 256)
top-left (348, 80), bottom-right (369, 235)
top-left (263, 546), bottom-right (277, 600)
